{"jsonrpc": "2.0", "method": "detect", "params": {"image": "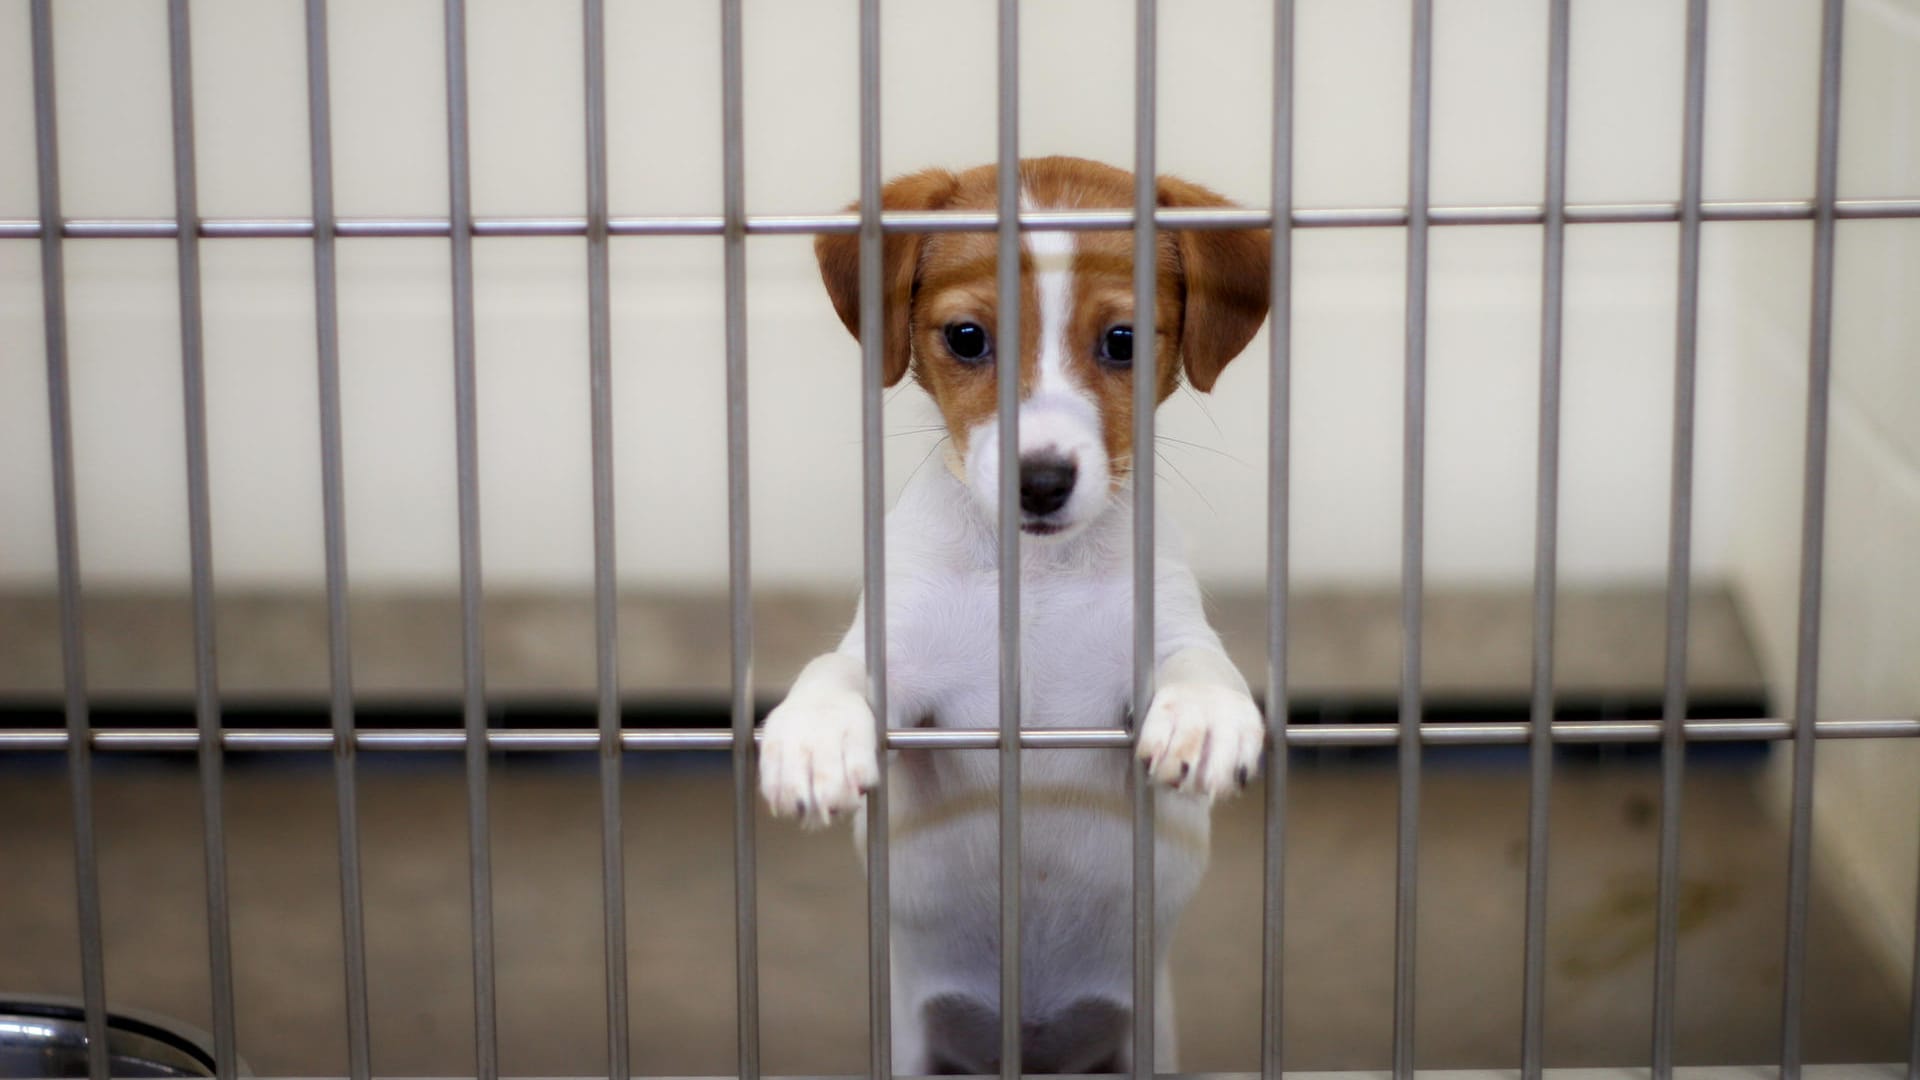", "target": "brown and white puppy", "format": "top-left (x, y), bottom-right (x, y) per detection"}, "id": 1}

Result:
top-left (762, 156), bottom-right (1270, 1074)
